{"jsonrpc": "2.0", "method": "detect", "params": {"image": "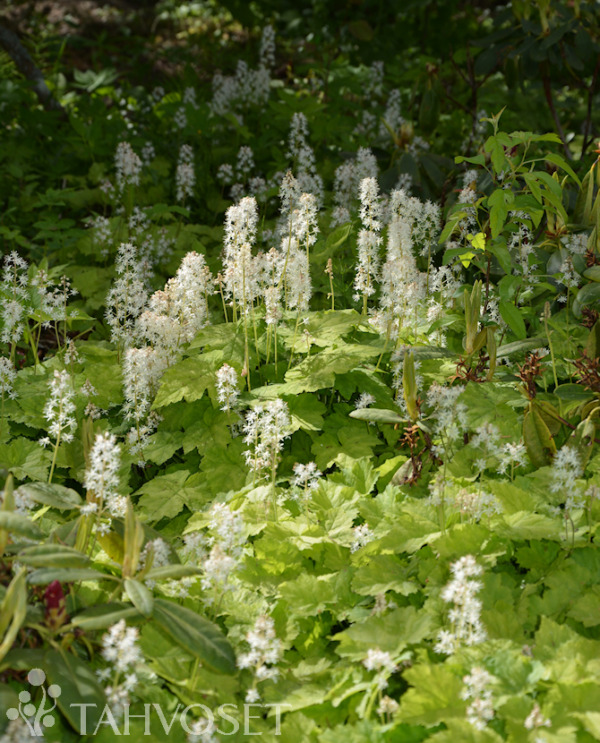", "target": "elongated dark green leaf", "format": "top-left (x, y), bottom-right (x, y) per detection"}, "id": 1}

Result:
top-left (18, 544), bottom-right (90, 568)
top-left (16, 482), bottom-right (82, 510)
top-left (44, 650), bottom-right (105, 733)
top-left (554, 384), bottom-right (595, 402)
top-left (153, 599), bottom-right (236, 674)
top-left (523, 406), bottom-right (556, 468)
top-left (124, 578), bottom-right (154, 617)
top-left (71, 603), bottom-right (142, 630)
top-left (497, 337), bottom-right (546, 357)
top-left (0, 512), bottom-right (43, 539)
top-left (27, 568), bottom-right (119, 584)
top-left (499, 301), bottom-right (527, 340)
